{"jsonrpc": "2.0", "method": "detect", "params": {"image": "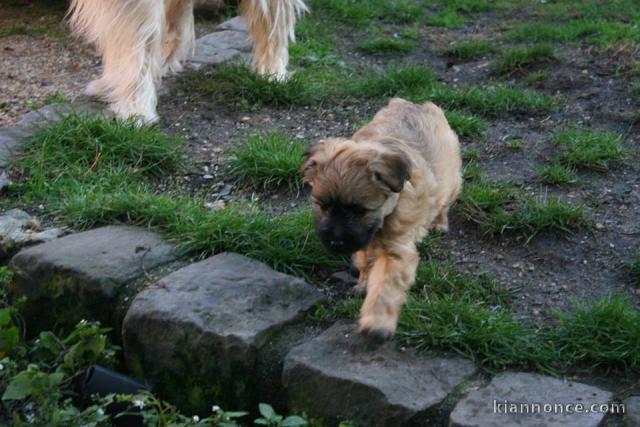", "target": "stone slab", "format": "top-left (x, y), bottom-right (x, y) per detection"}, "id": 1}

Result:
top-left (217, 16), bottom-right (248, 32)
top-left (0, 127), bottom-right (29, 168)
top-left (450, 372), bottom-right (613, 427)
top-left (283, 321), bottom-right (477, 427)
top-left (625, 396), bottom-right (640, 427)
top-left (9, 225), bottom-right (175, 332)
top-left (190, 30), bottom-right (251, 65)
top-left (0, 209), bottom-right (63, 261)
top-left (122, 252), bottom-right (325, 414)
top-left (17, 102), bottom-right (106, 129)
